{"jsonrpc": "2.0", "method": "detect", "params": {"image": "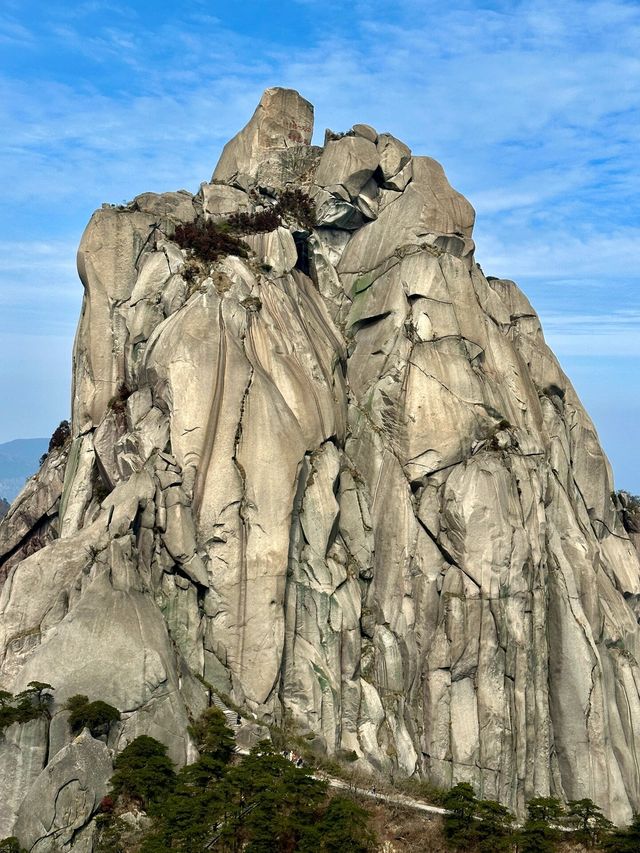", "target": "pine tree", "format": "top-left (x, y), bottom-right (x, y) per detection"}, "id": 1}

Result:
top-left (517, 797), bottom-right (564, 853)
top-left (189, 707), bottom-right (236, 773)
top-left (476, 798), bottom-right (514, 852)
top-left (568, 798), bottom-right (613, 847)
top-left (109, 736), bottom-right (176, 807)
top-left (442, 782), bottom-right (479, 849)
top-left (526, 797), bottom-right (565, 823)
top-left (311, 796), bottom-right (376, 852)
top-left (228, 742), bottom-right (327, 852)
top-left (65, 694), bottom-right (120, 737)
